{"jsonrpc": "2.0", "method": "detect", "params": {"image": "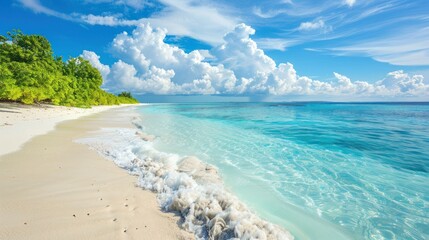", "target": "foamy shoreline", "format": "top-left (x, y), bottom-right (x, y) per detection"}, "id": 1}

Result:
top-left (78, 115), bottom-right (295, 239)
top-left (0, 103), bottom-right (192, 240)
